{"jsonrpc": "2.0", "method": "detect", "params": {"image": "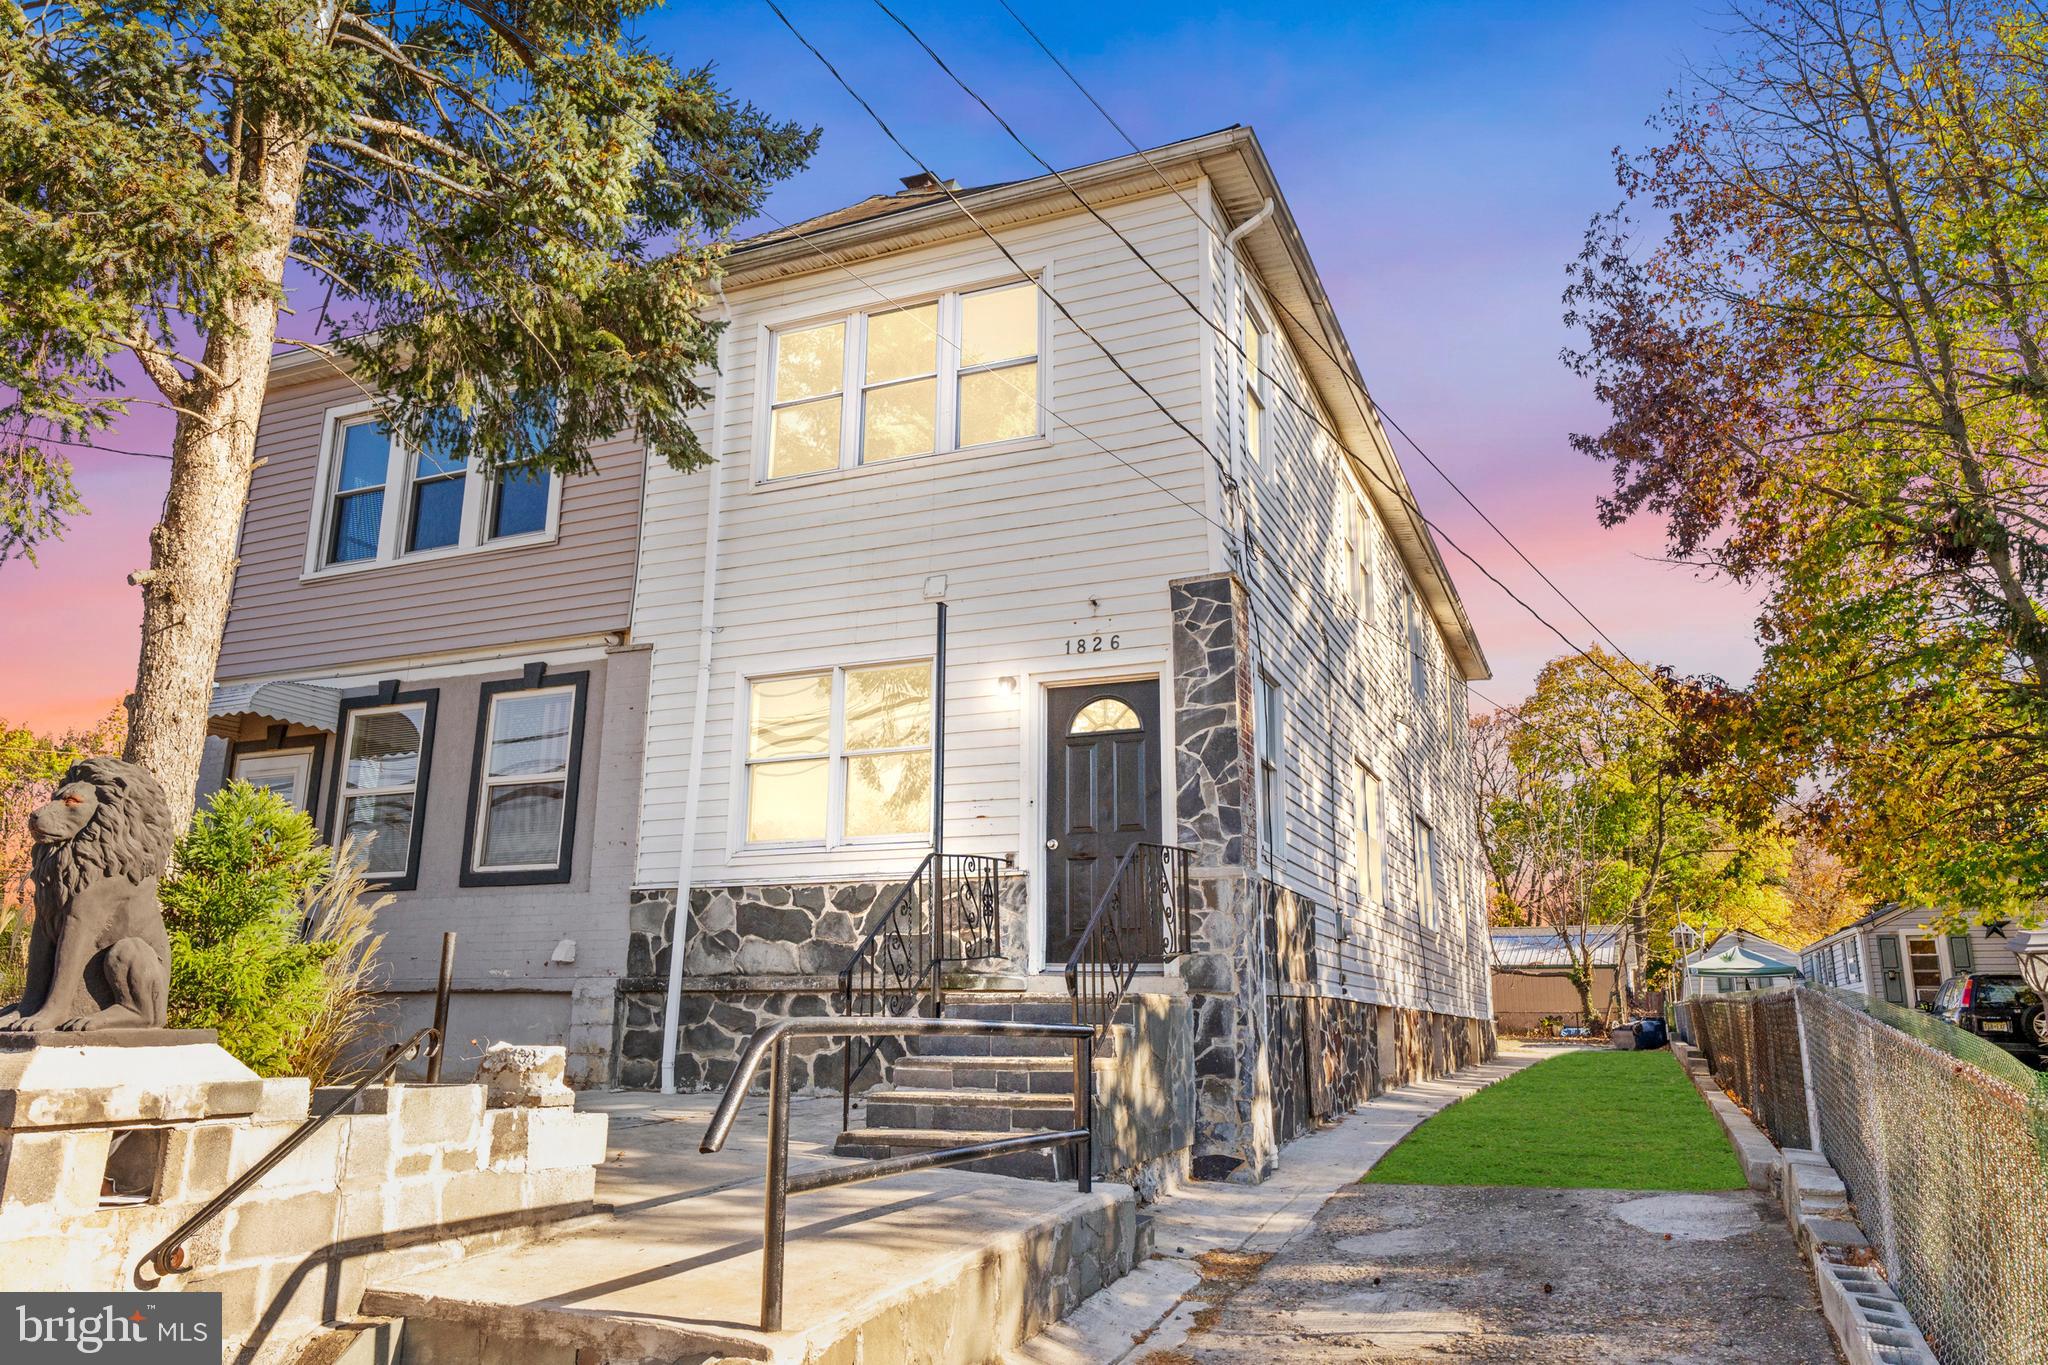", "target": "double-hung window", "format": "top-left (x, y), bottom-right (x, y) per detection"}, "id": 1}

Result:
top-left (764, 281), bottom-right (1041, 480)
top-left (1243, 306), bottom-right (1267, 473)
top-left (1353, 762), bottom-right (1384, 906)
top-left (1344, 497), bottom-right (1373, 611)
top-left (464, 671), bottom-right (588, 884)
top-left (744, 662), bottom-right (933, 845)
top-left (1404, 584), bottom-right (1430, 703)
top-left (1255, 673), bottom-right (1283, 866)
top-left (311, 403), bottom-right (560, 573)
top-left (1414, 816), bottom-right (1440, 932)
top-left (335, 694), bottom-right (436, 887)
